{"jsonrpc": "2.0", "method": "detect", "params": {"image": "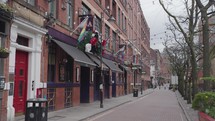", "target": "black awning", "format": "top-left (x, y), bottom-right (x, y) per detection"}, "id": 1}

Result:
top-left (53, 39), bottom-right (96, 67)
top-left (102, 58), bottom-right (123, 72)
top-left (86, 53), bottom-right (109, 70)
